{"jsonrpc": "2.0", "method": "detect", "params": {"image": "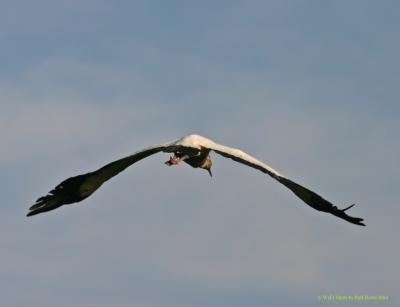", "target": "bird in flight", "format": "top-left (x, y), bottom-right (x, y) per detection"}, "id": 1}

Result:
top-left (27, 134), bottom-right (365, 226)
